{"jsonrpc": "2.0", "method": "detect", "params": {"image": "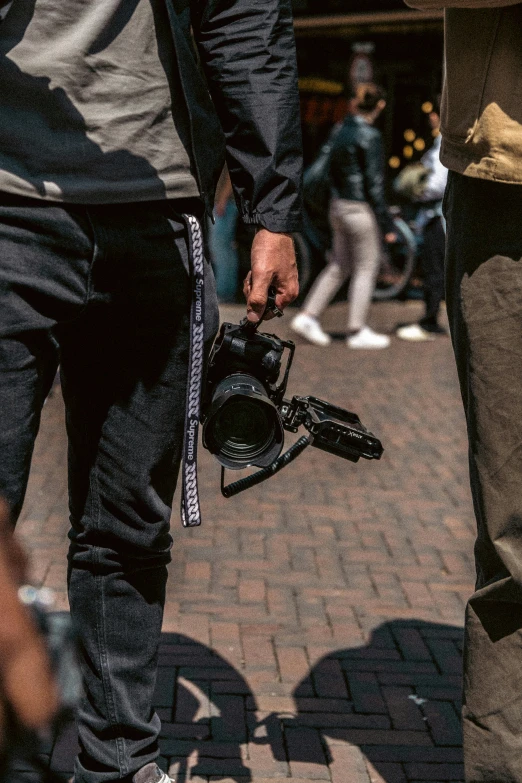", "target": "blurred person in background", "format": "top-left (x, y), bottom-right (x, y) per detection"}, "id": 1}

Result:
top-left (292, 83), bottom-right (397, 350)
top-left (397, 103), bottom-right (448, 342)
top-left (0, 498), bottom-right (58, 776)
top-left (0, 1), bottom-right (301, 781)
top-left (209, 166), bottom-right (239, 303)
top-left (407, 0), bottom-right (522, 779)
